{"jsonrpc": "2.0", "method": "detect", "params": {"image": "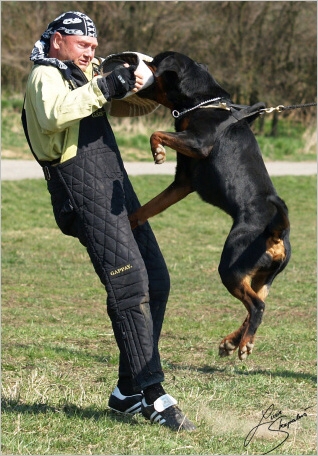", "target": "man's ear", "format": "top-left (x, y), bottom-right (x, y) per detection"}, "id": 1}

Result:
top-left (50, 32), bottom-right (63, 51)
